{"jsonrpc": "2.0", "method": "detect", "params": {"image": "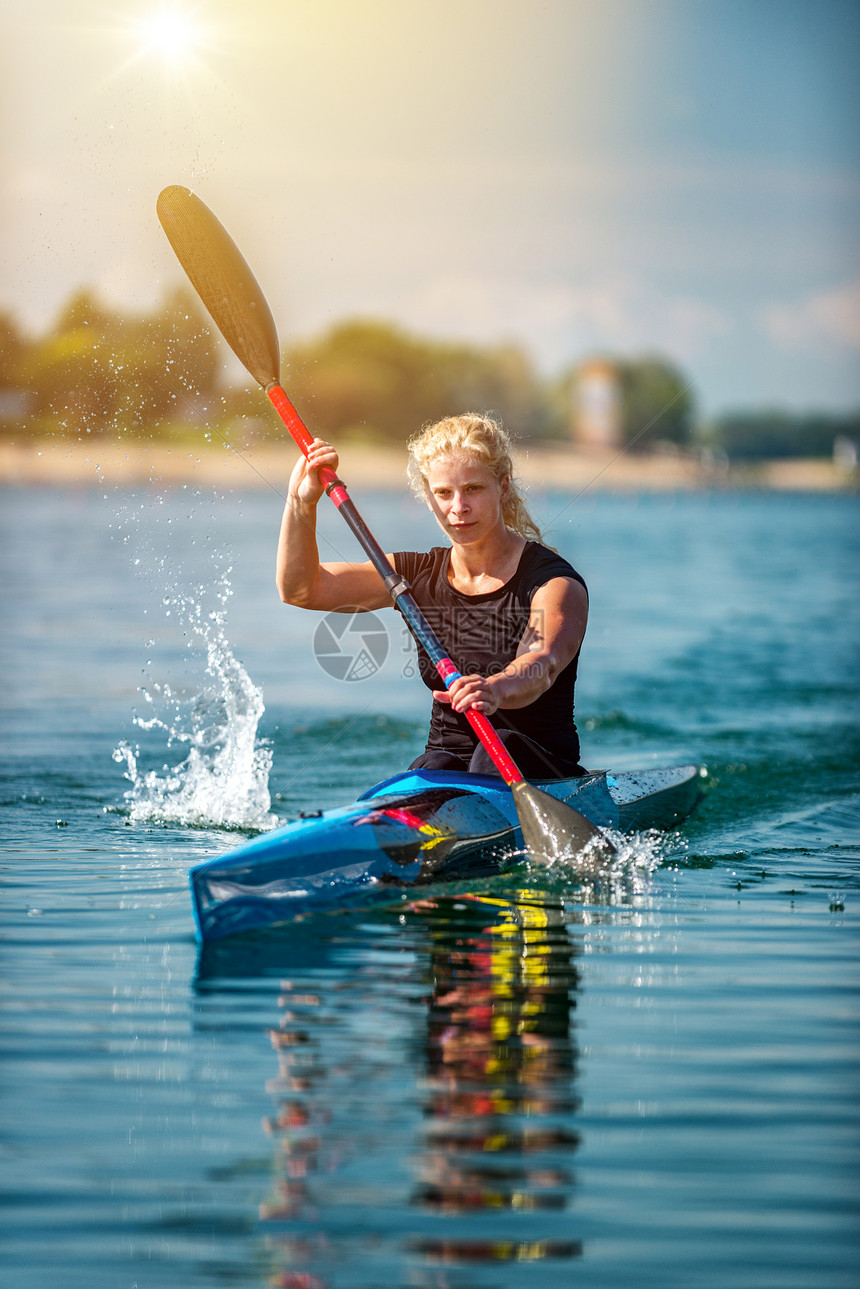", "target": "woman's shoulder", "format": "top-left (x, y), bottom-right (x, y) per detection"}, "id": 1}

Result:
top-left (519, 540), bottom-right (587, 593)
top-left (521, 539), bottom-right (583, 577)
